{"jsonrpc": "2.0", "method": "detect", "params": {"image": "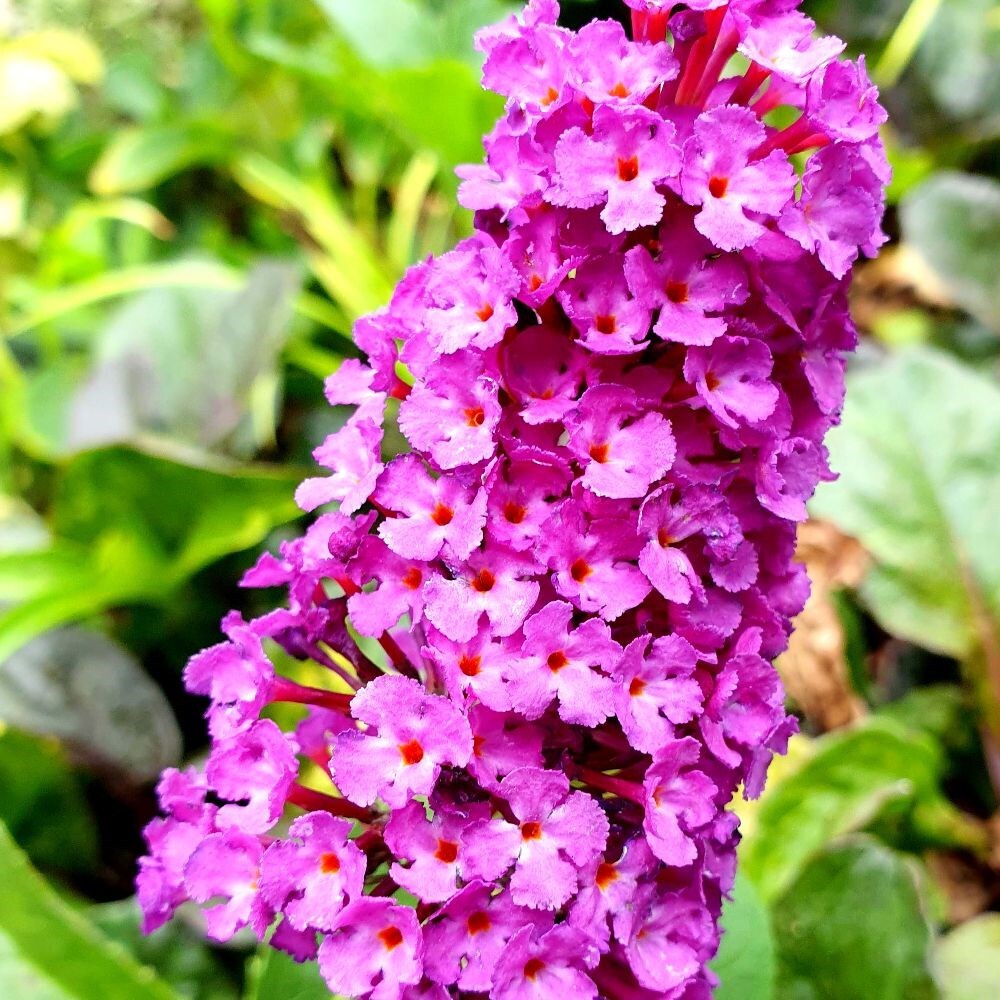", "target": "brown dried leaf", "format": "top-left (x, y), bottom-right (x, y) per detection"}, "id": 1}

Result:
top-left (777, 520), bottom-right (869, 732)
